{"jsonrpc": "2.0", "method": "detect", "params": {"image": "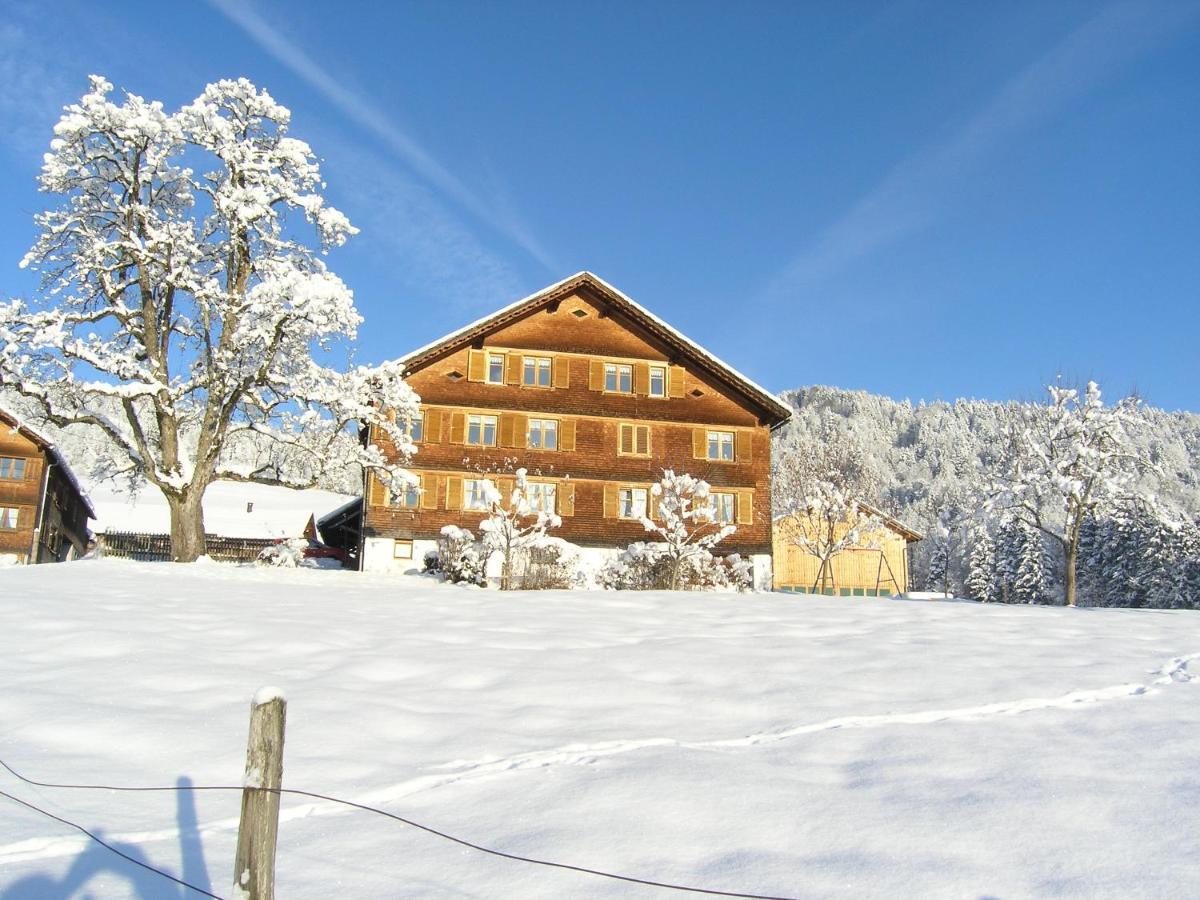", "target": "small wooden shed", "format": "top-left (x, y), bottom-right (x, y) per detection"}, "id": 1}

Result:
top-left (773, 504), bottom-right (921, 596)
